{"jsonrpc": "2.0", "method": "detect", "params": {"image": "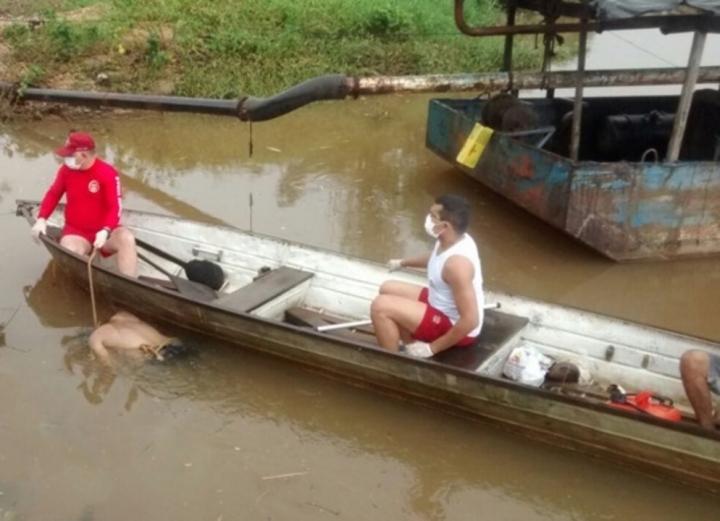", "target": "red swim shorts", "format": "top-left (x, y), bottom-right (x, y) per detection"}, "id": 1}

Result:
top-left (412, 288), bottom-right (476, 347)
top-left (61, 224), bottom-right (114, 257)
